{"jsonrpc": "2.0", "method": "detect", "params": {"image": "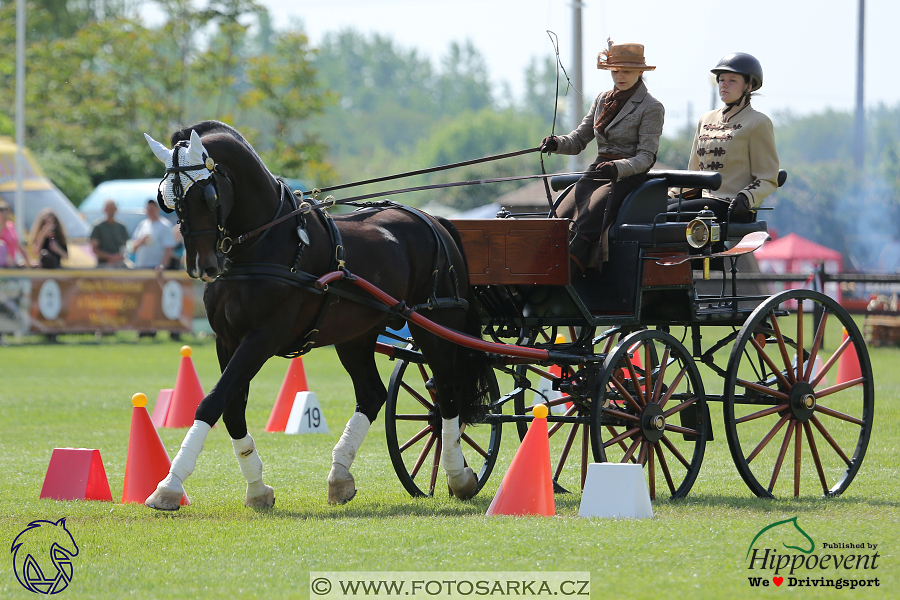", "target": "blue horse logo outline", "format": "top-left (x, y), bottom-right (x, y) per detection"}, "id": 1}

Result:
top-left (10, 518), bottom-right (79, 595)
top-left (746, 516), bottom-right (815, 559)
